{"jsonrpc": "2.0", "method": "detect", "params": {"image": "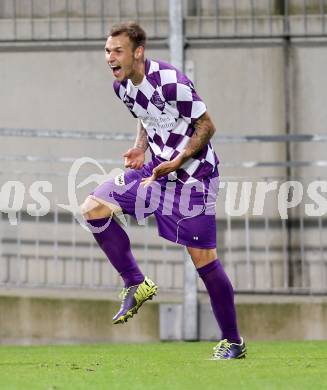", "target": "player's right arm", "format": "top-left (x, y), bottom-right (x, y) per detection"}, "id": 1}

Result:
top-left (134, 120), bottom-right (149, 152)
top-left (123, 120), bottom-right (148, 169)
